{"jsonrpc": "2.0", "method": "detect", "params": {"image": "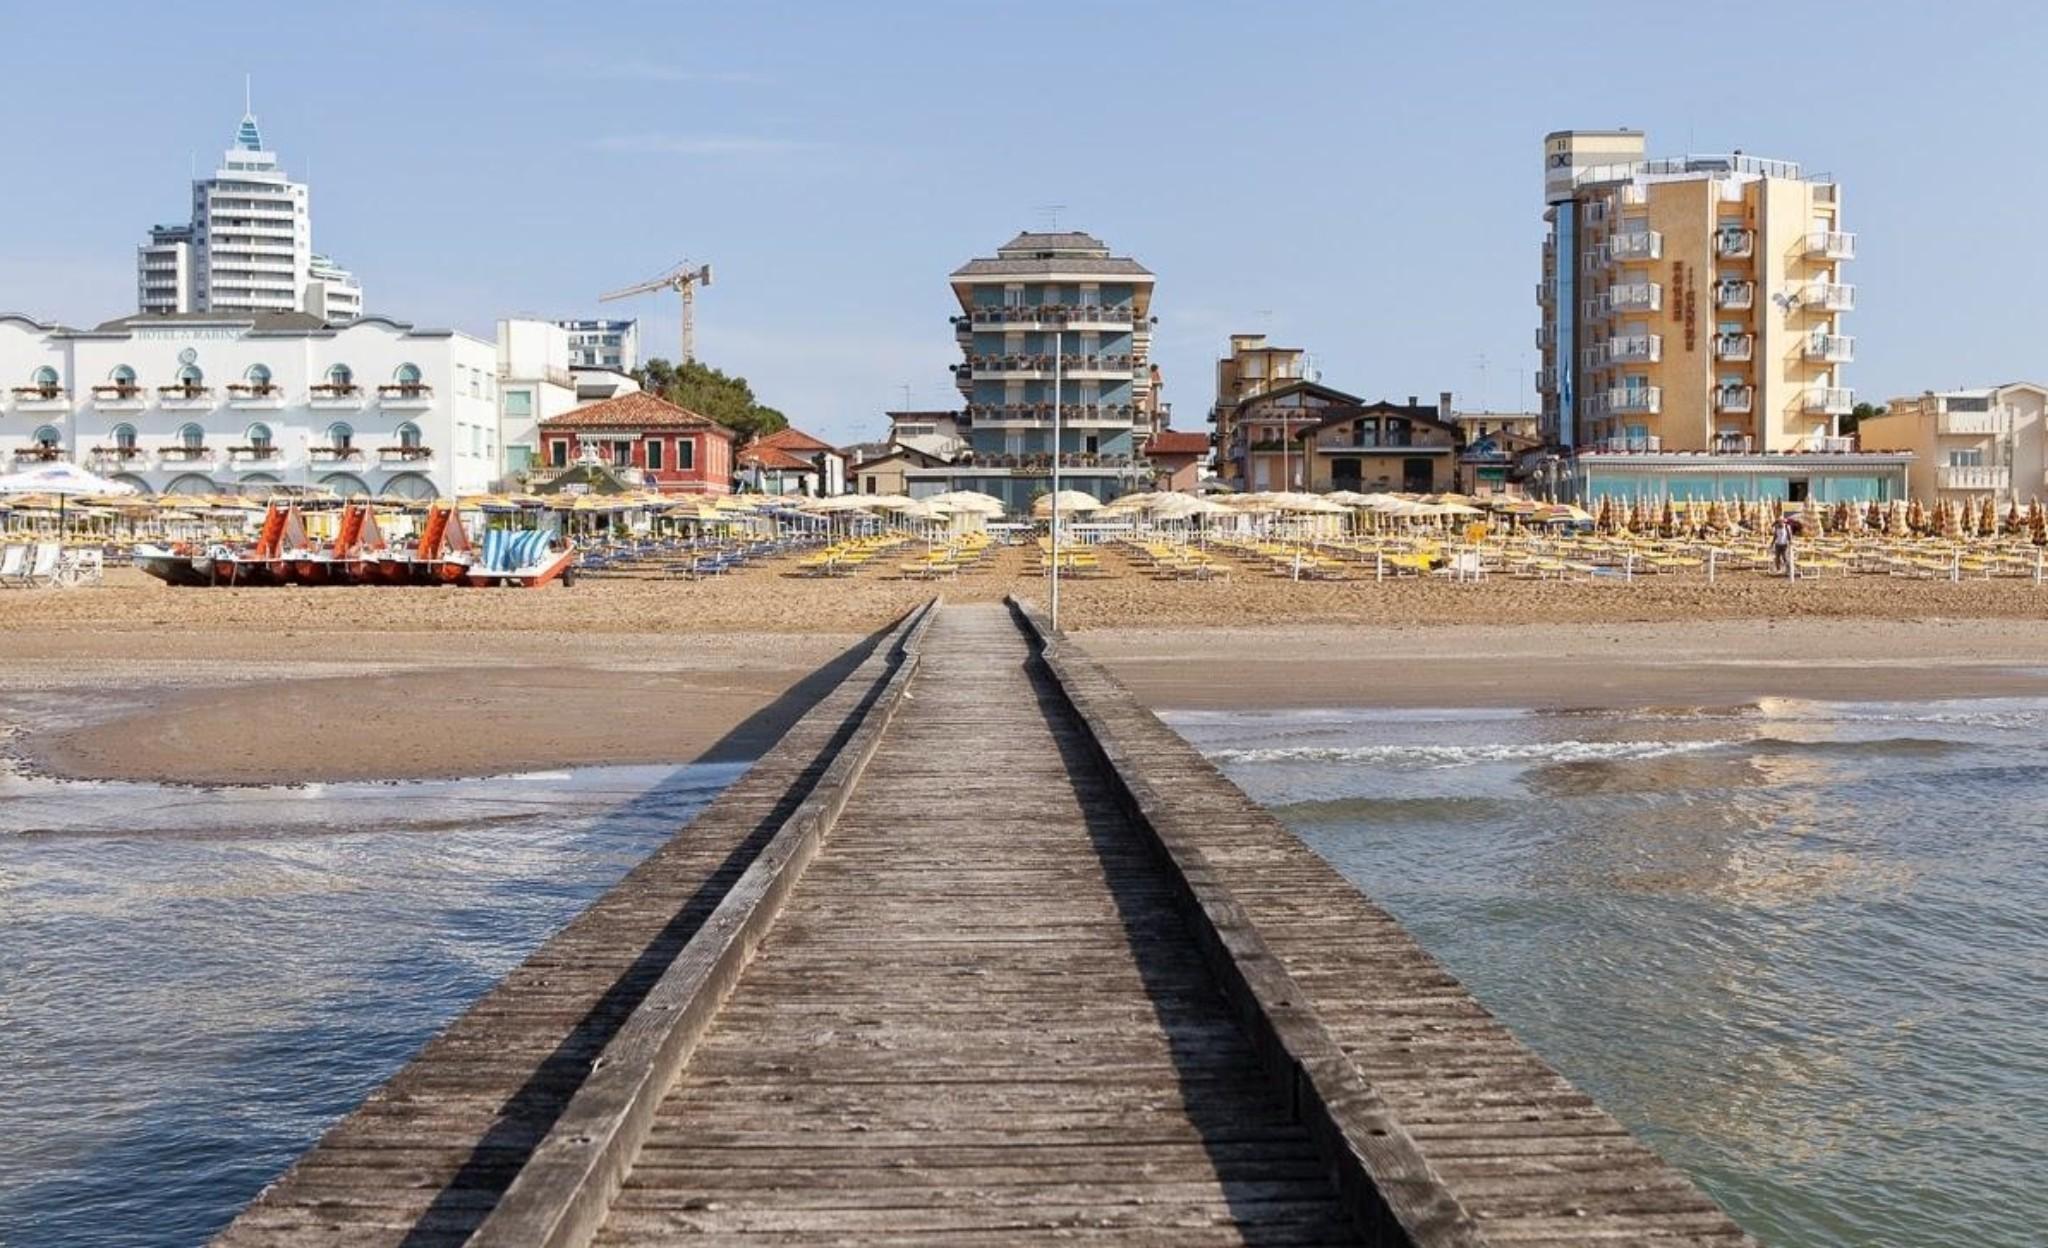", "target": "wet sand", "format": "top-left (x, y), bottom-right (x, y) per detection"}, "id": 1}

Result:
top-left (4, 558), bottom-right (2047, 784)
